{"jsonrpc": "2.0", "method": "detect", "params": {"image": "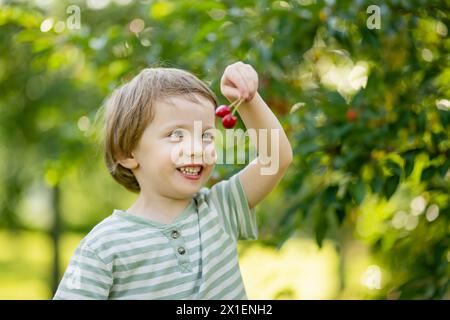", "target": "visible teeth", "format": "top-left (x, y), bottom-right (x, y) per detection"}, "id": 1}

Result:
top-left (179, 166), bottom-right (202, 175)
